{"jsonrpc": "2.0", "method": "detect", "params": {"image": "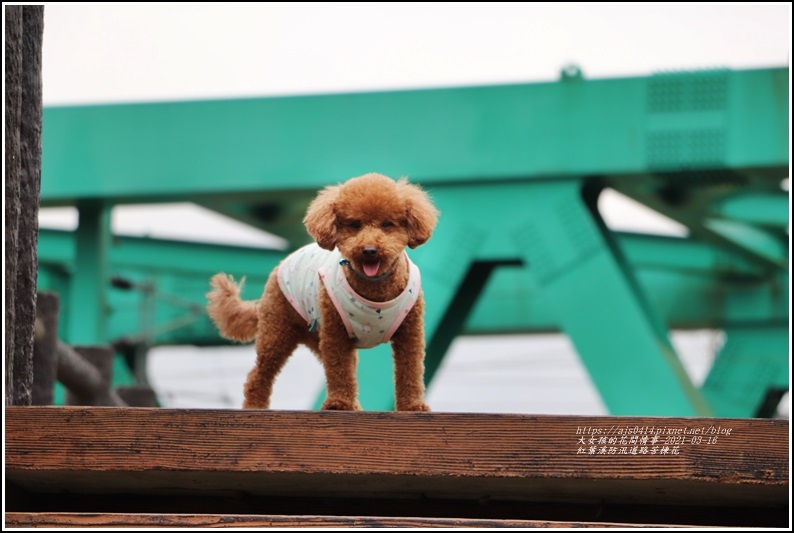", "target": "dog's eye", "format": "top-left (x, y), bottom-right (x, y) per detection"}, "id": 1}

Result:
top-left (348, 221), bottom-right (362, 230)
top-left (381, 221), bottom-right (394, 229)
